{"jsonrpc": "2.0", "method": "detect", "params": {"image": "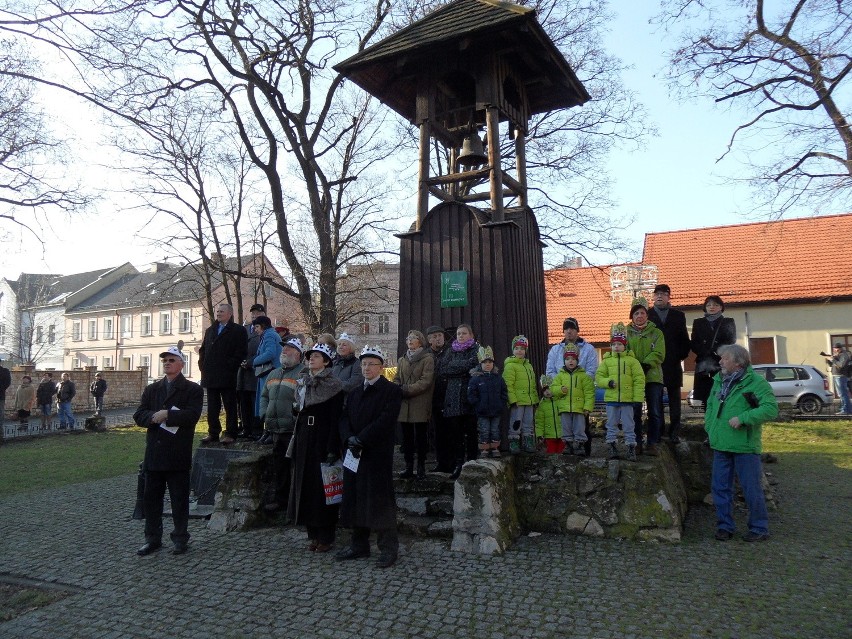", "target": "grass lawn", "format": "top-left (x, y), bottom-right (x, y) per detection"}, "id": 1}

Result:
top-left (762, 420), bottom-right (852, 469)
top-left (0, 425), bottom-right (208, 499)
